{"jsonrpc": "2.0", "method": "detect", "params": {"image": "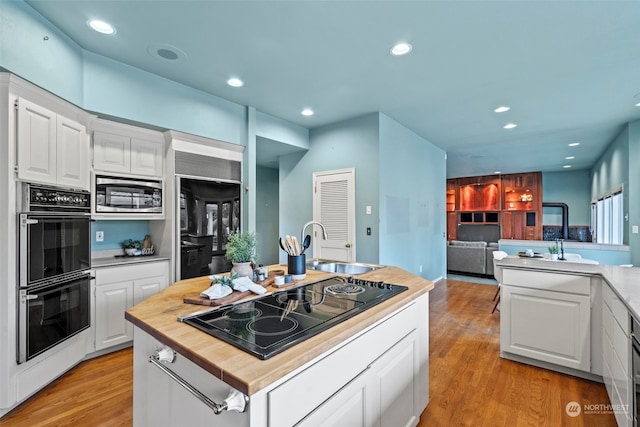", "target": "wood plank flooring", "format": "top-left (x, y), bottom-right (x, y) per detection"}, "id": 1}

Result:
top-left (0, 278), bottom-right (617, 426)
